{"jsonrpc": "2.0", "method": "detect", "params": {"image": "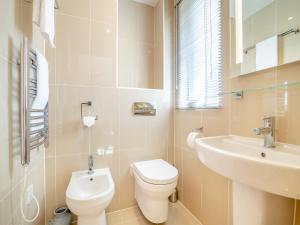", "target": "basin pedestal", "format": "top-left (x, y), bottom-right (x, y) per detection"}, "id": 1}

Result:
top-left (232, 182), bottom-right (295, 225)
